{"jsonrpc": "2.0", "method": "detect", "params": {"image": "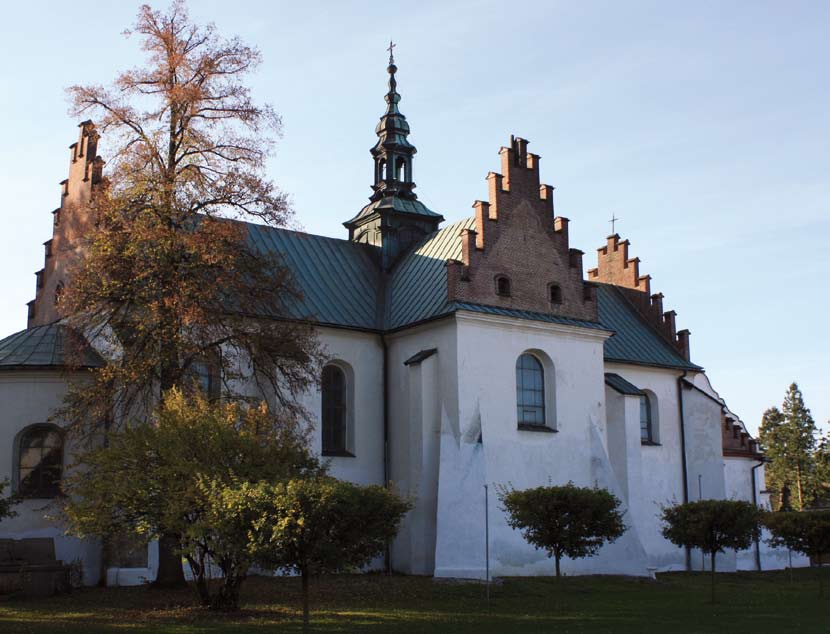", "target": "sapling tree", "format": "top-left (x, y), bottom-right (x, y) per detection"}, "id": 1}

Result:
top-left (764, 510), bottom-right (830, 597)
top-left (661, 500), bottom-right (761, 603)
top-left (240, 477), bottom-right (412, 631)
top-left (498, 482), bottom-right (626, 578)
